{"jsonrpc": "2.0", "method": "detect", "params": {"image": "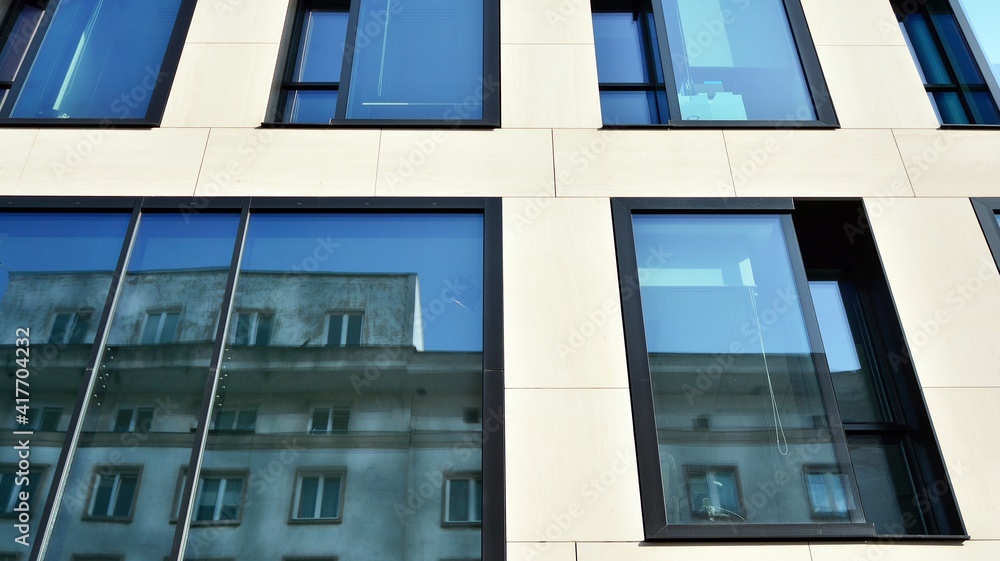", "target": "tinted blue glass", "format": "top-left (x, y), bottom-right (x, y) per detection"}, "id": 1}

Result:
top-left (661, 0), bottom-right (816, 121)
top-left (346, 0), bottom-right (483, 120)
top-left (902, 14), bottom-right (951, 84)
top-left (995, 213), bottom-right (1000, 229)
top-left (294, 9), bottom-right (349, 82)
top-left (10, 0), bottom-right (182, 119)
top-left (931, 91), bottom-right (968, 123)
top-left (633, 214), bottom-right (860, 526)
top-left (969, 90), bottom-right (1000, 123)
top-left (0, 213), bottom-right (129, 547)
top-left (600, 91), bottom-right (657, 124)
top-left (958, 0), bottom-right (1000, 83)
top-left (0, 3), bottom-right (44, 81)
top-left (932, 13), bottom-right (985, 85)
top-left (593, 13), bottom-right (649, 83)
top-left (284, 90), bottom-right (338, 123)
